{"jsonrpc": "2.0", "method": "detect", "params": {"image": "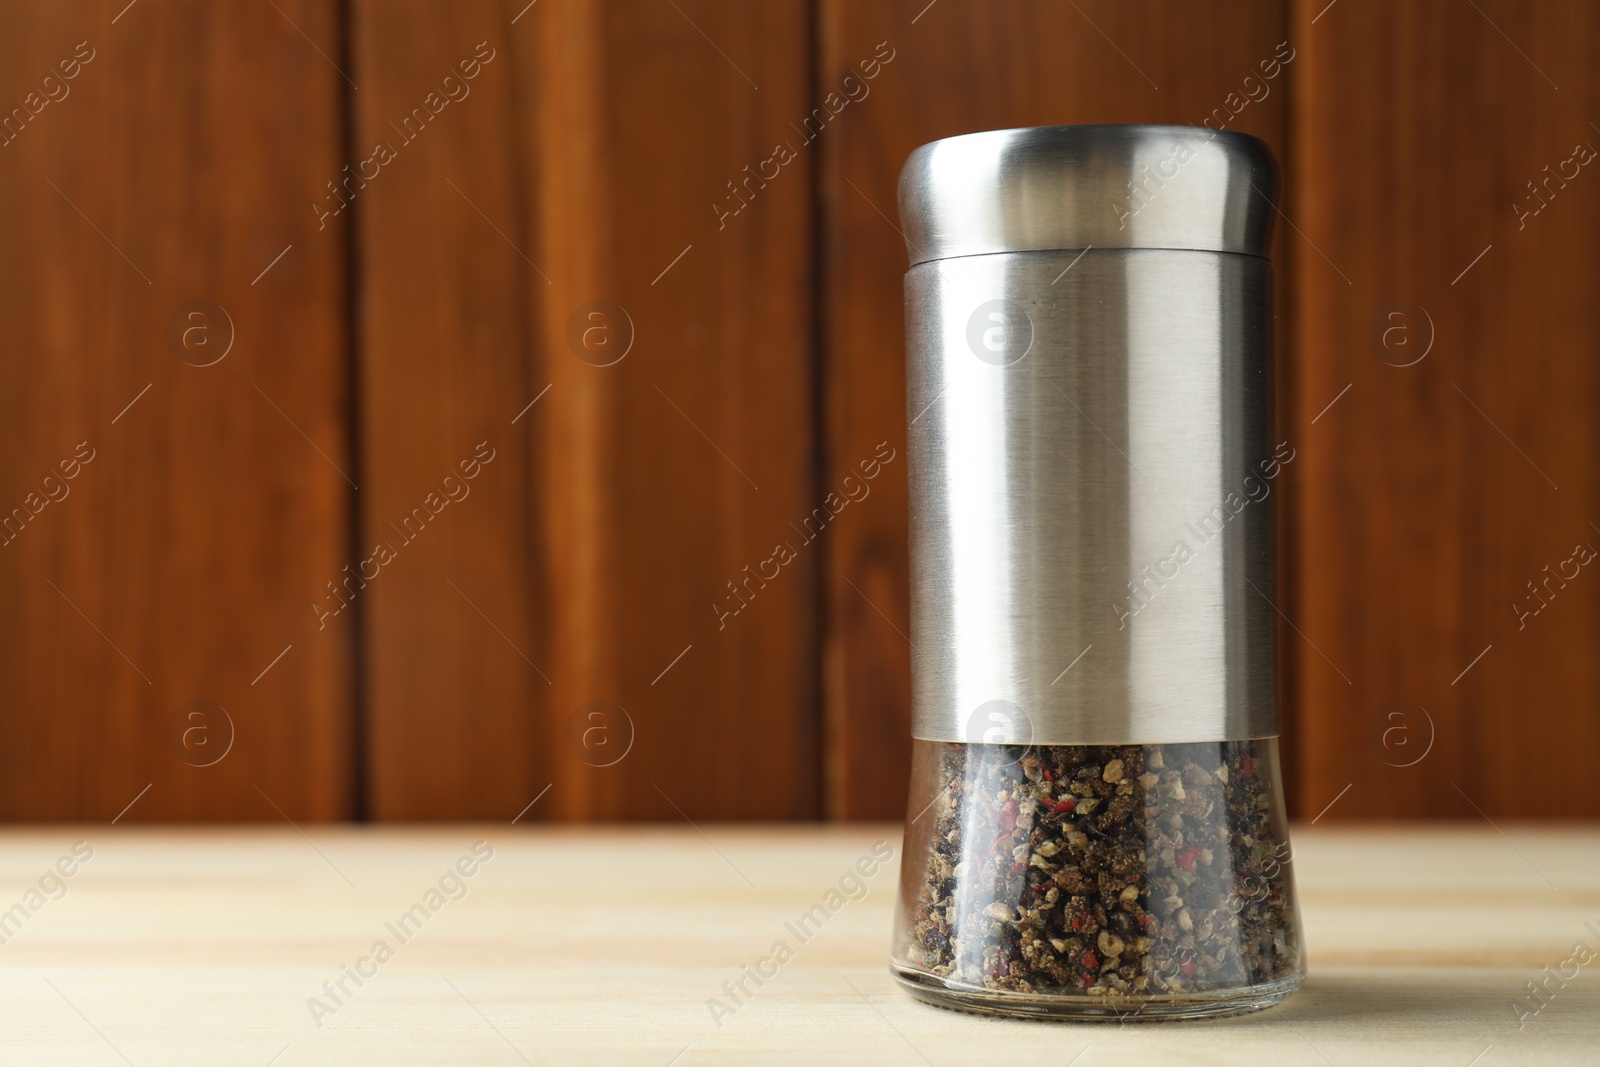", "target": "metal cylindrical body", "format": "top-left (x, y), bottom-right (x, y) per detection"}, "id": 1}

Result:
top-left (901, 125), bottom-right (1281, 747)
